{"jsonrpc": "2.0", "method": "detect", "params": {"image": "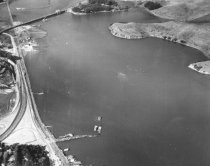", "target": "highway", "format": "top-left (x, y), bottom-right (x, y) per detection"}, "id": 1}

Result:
top-left (0, 33), bottom-right (27, 141)
top-left (0, 33), bottom-right (69, 165)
